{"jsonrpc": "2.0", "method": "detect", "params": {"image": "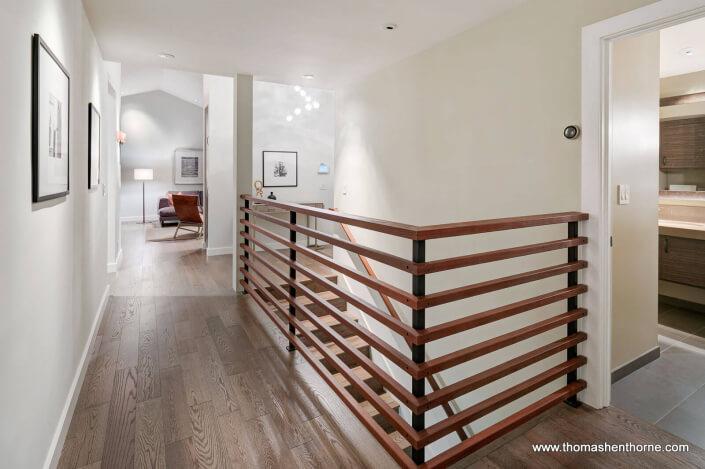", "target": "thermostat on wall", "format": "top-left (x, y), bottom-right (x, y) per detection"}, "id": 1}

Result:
top-left (318, 163), bottom-right (329, 174)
